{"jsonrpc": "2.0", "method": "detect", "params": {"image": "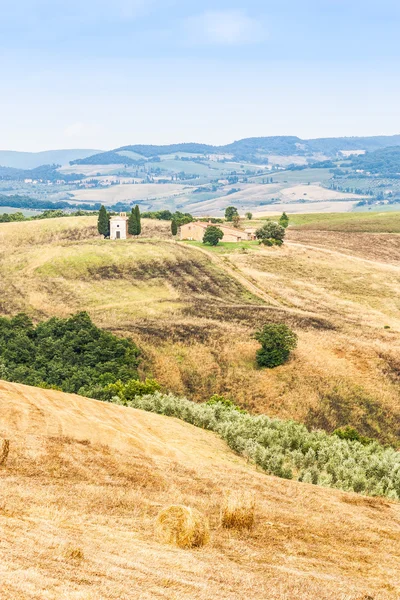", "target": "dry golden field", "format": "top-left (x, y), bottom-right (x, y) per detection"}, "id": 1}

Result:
top-left (0, 380), bottom-right (399, 599)
top-left (1, 215), bottom-right (400, 445)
